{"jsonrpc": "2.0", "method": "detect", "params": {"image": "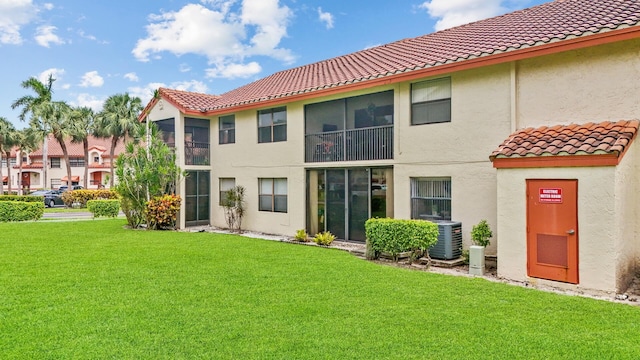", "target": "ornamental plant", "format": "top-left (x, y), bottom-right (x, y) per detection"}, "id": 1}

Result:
top-left (87, 199), bottom-right (121, 218)
top-left (314, 231), bottom-right (335, 246)
top-left (294, 229), bottom-right (310, 242)
top-left (145, 194), bottom-right (181, 230)
top-left (471, 219), bottom-right (493, 247)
